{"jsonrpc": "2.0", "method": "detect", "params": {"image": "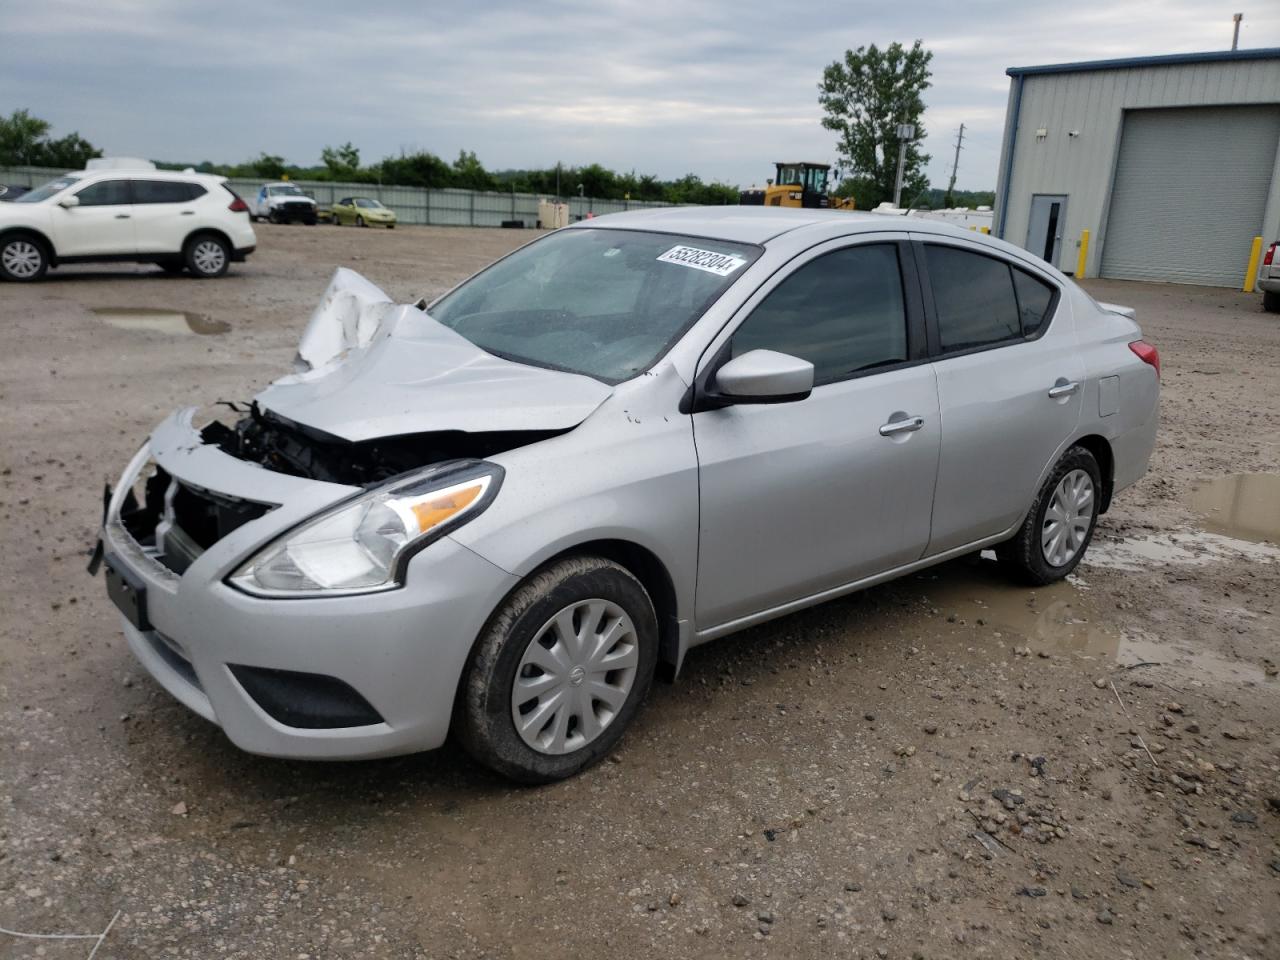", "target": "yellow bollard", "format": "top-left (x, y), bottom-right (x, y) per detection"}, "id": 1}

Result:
top-left (980, 226), bottom-right (990, 235)
top-left (1076, 229), bottom-right (1090, 280)
top-left (1243, 236), bottom-right (1263, 293)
